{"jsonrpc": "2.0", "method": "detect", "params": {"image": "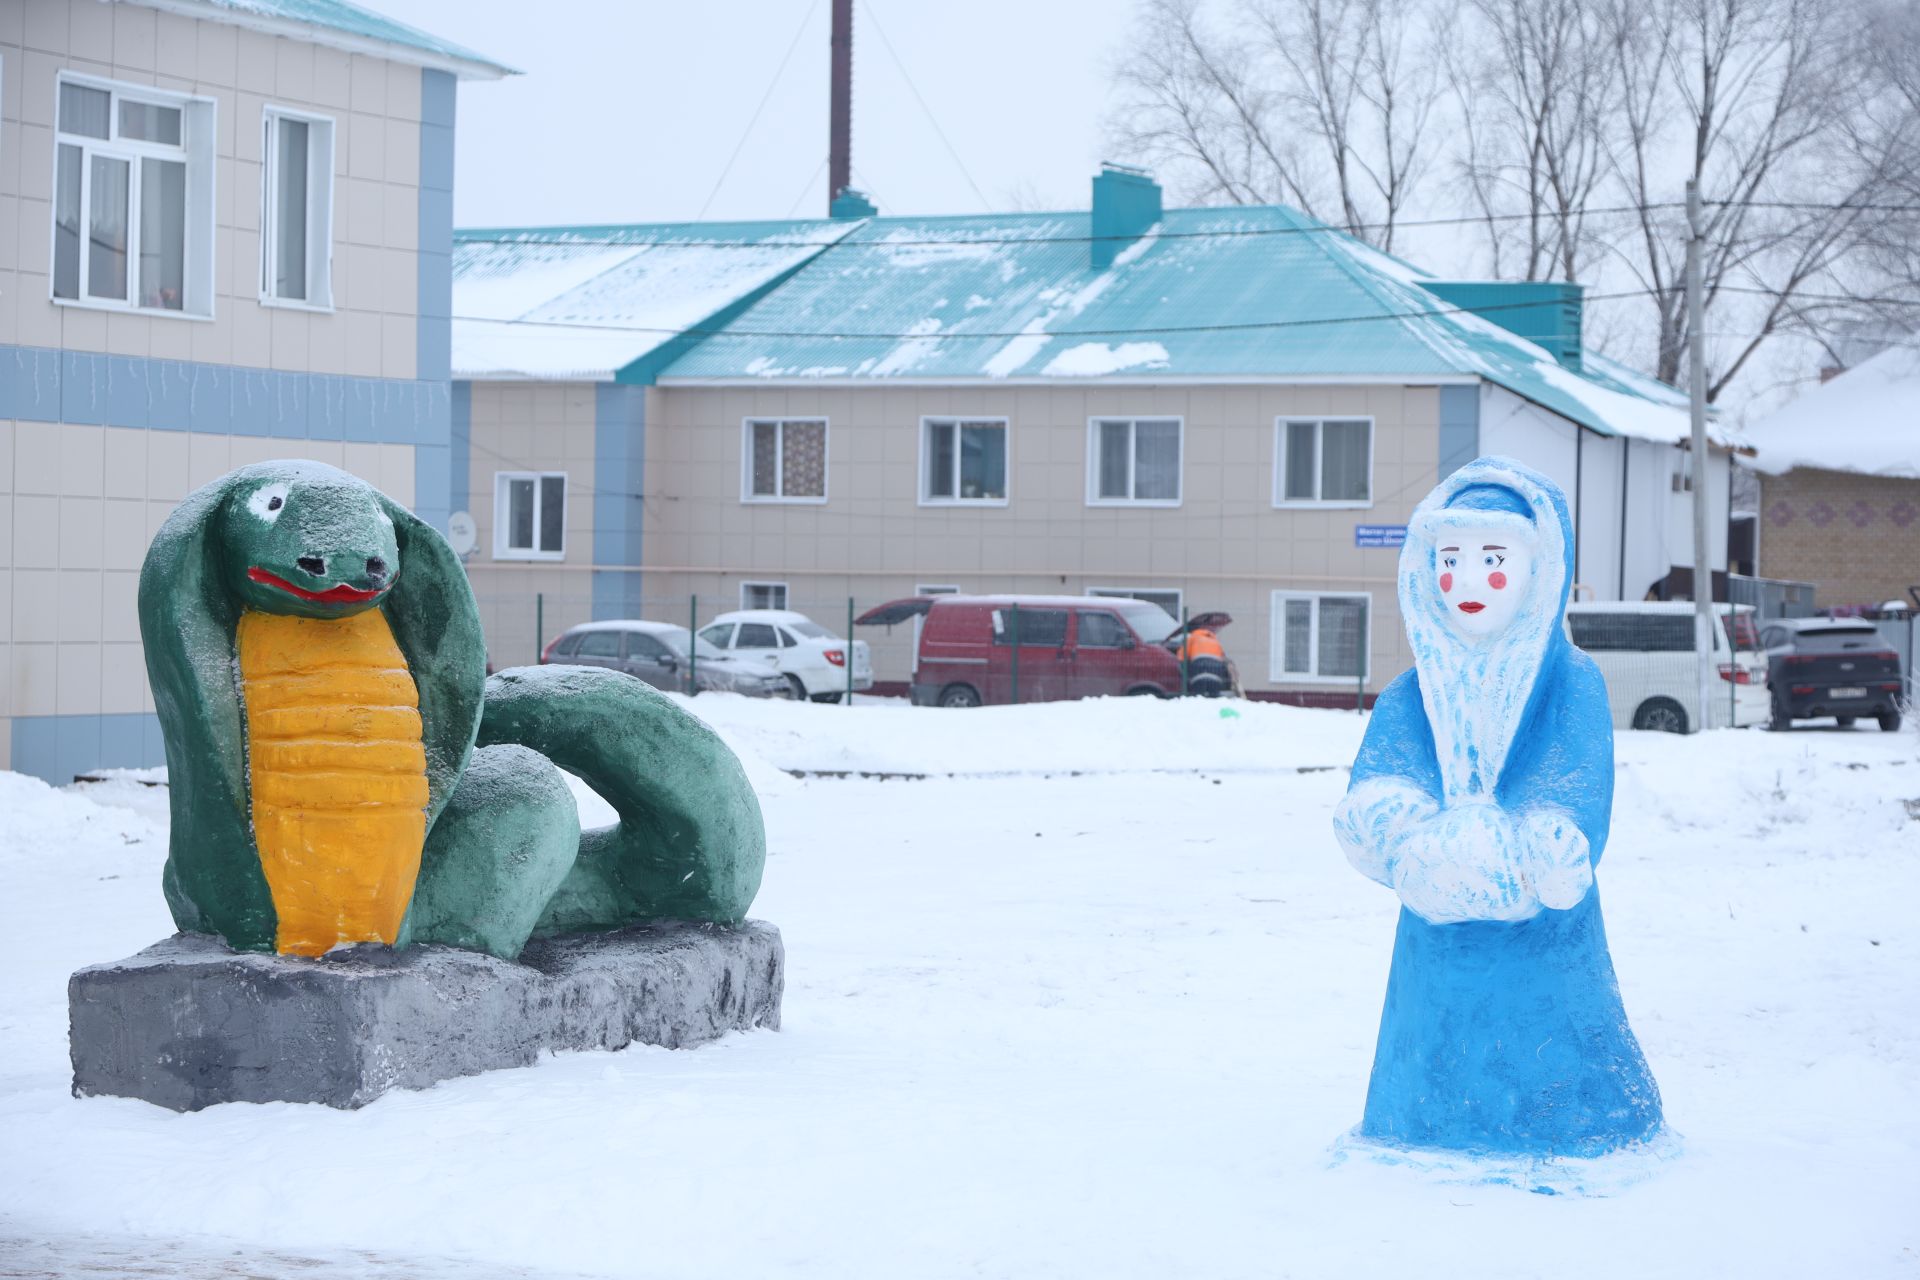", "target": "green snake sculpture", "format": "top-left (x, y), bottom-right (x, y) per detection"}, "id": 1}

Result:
top-left (138, 460), bottom-right (766, 960)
